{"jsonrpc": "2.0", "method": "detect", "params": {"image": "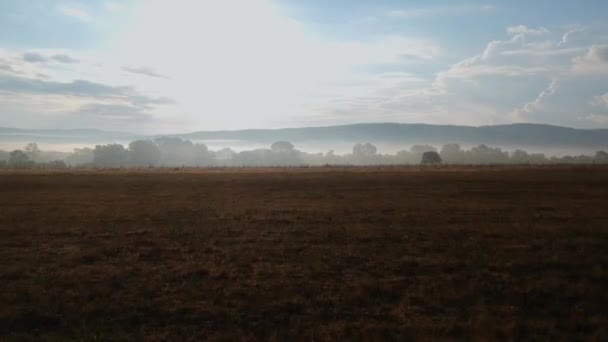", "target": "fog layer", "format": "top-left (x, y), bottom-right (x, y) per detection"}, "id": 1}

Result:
top-left (1, 139), bottom-right (607, 169)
